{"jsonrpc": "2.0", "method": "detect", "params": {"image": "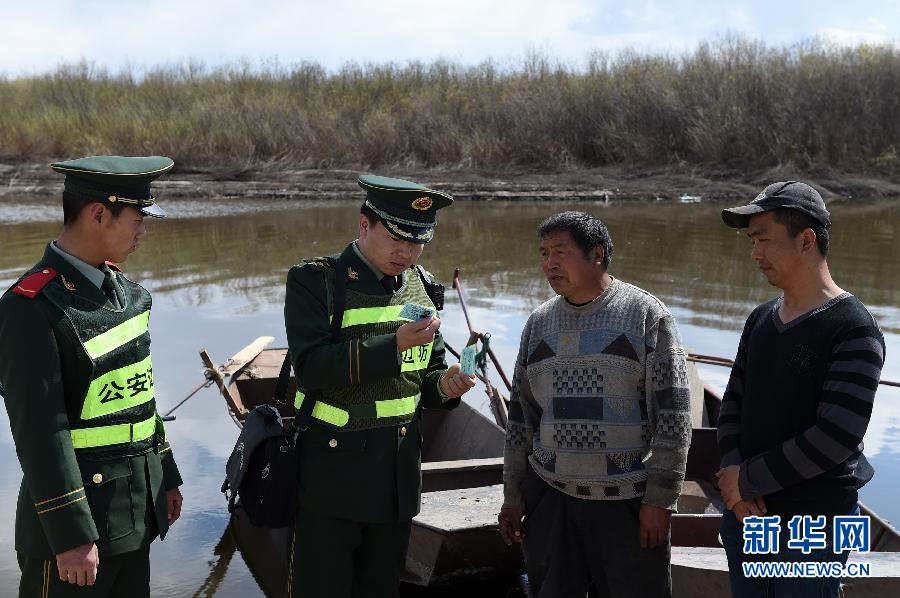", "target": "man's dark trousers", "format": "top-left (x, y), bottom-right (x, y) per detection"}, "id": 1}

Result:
top-left (521, 470), bottom-right (672, 598)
